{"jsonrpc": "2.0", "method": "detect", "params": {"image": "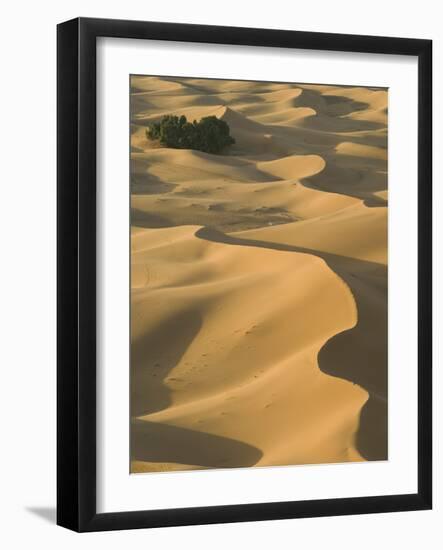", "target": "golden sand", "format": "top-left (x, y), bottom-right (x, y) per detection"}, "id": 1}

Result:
top-left (130, 76), bottom-right (388, 472)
